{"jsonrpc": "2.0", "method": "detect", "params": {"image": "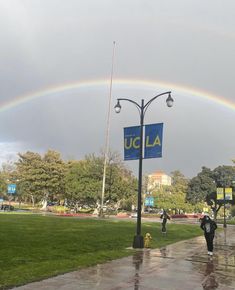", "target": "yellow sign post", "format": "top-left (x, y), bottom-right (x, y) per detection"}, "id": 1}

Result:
top-left (225, 187), bottom-right (233, 200)
top-left (216, 187), bottom-right (224, 200)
